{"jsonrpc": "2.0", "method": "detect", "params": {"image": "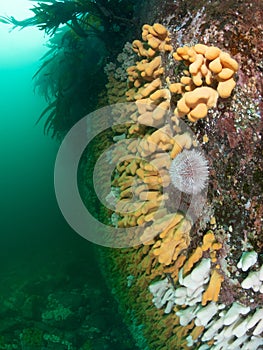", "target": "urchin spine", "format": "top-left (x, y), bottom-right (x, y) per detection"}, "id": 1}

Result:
top-left (169, 149), bottom-right (209, 194)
